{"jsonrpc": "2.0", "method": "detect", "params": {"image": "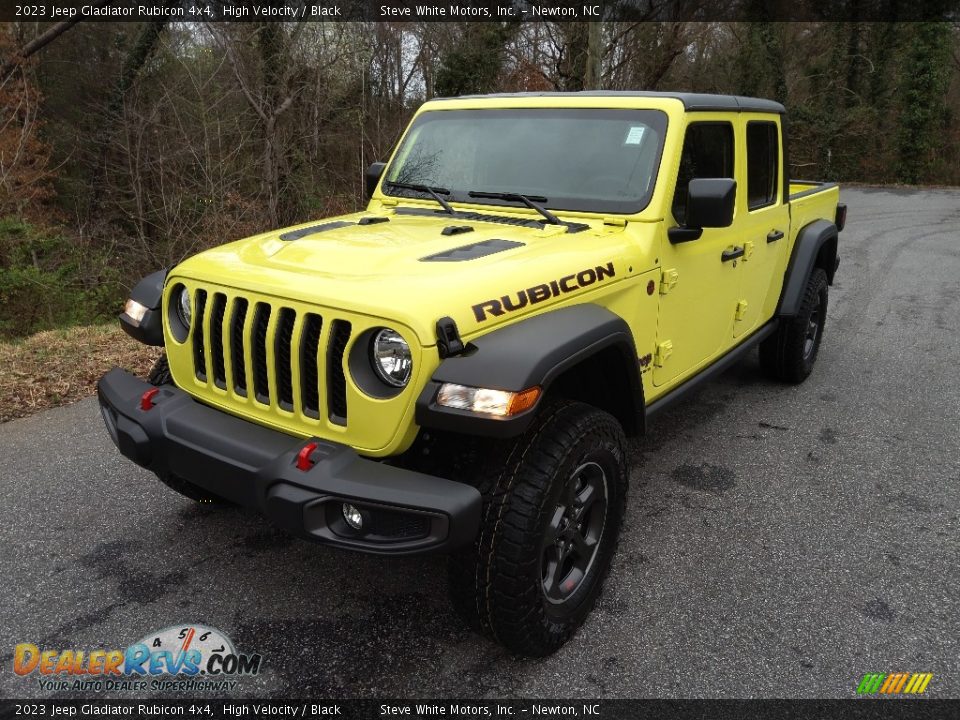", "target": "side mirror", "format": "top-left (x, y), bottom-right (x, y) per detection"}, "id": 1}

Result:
top-left (669, 178), bottom-right (737, 243)
top-left (365, 162), bottom-right (386, 199)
